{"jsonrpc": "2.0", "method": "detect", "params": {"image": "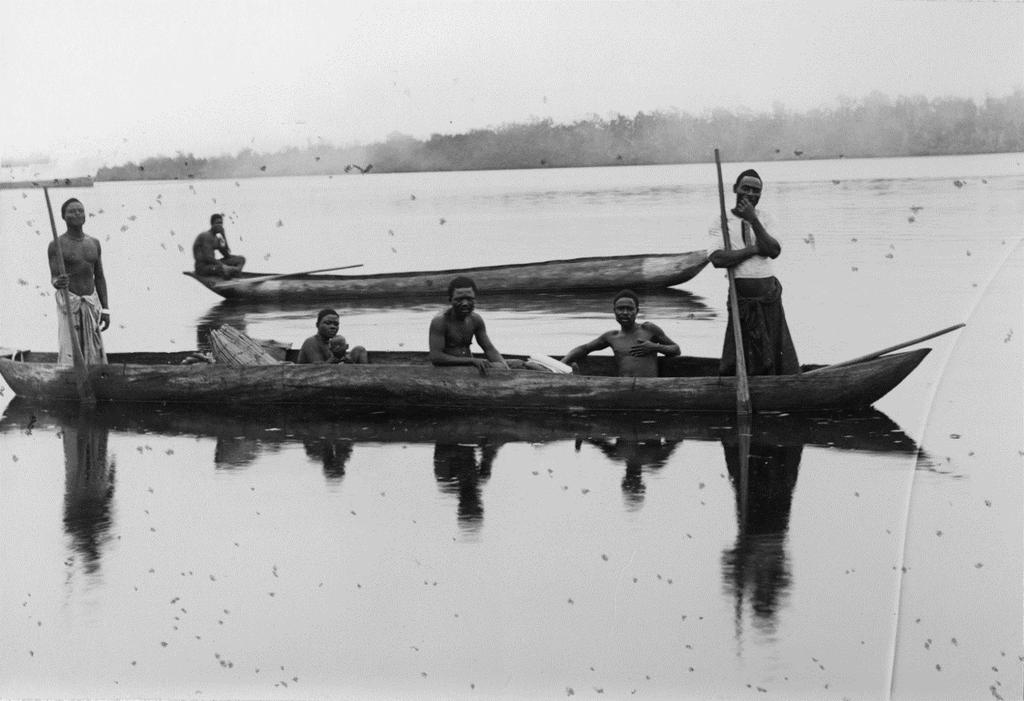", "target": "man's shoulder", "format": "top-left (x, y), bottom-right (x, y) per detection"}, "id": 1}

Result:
top-left (429, 310), bottom-right (454, 331)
